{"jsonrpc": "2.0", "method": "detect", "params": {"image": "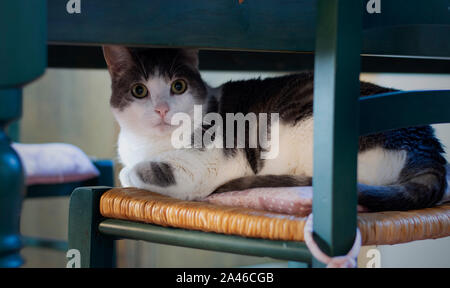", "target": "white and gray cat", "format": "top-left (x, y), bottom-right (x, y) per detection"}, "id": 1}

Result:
top-left (104, 46), bottom-right (448, 212)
